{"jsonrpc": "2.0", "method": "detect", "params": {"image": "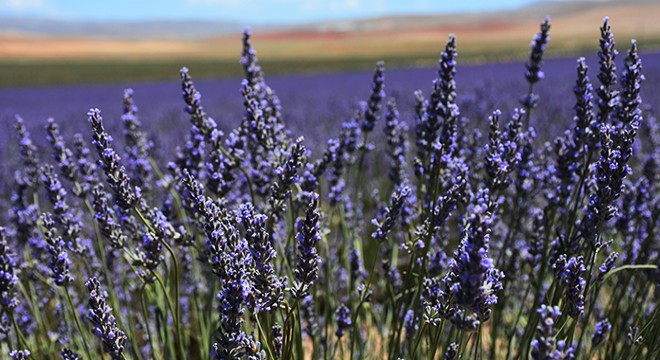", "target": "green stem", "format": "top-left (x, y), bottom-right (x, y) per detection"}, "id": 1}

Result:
top-left (8, 311), bottom-right (29, 351)
top-left (134, 207), bottom-right (184, 357)
top-left (64, 287), bottom-right (93, 359)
